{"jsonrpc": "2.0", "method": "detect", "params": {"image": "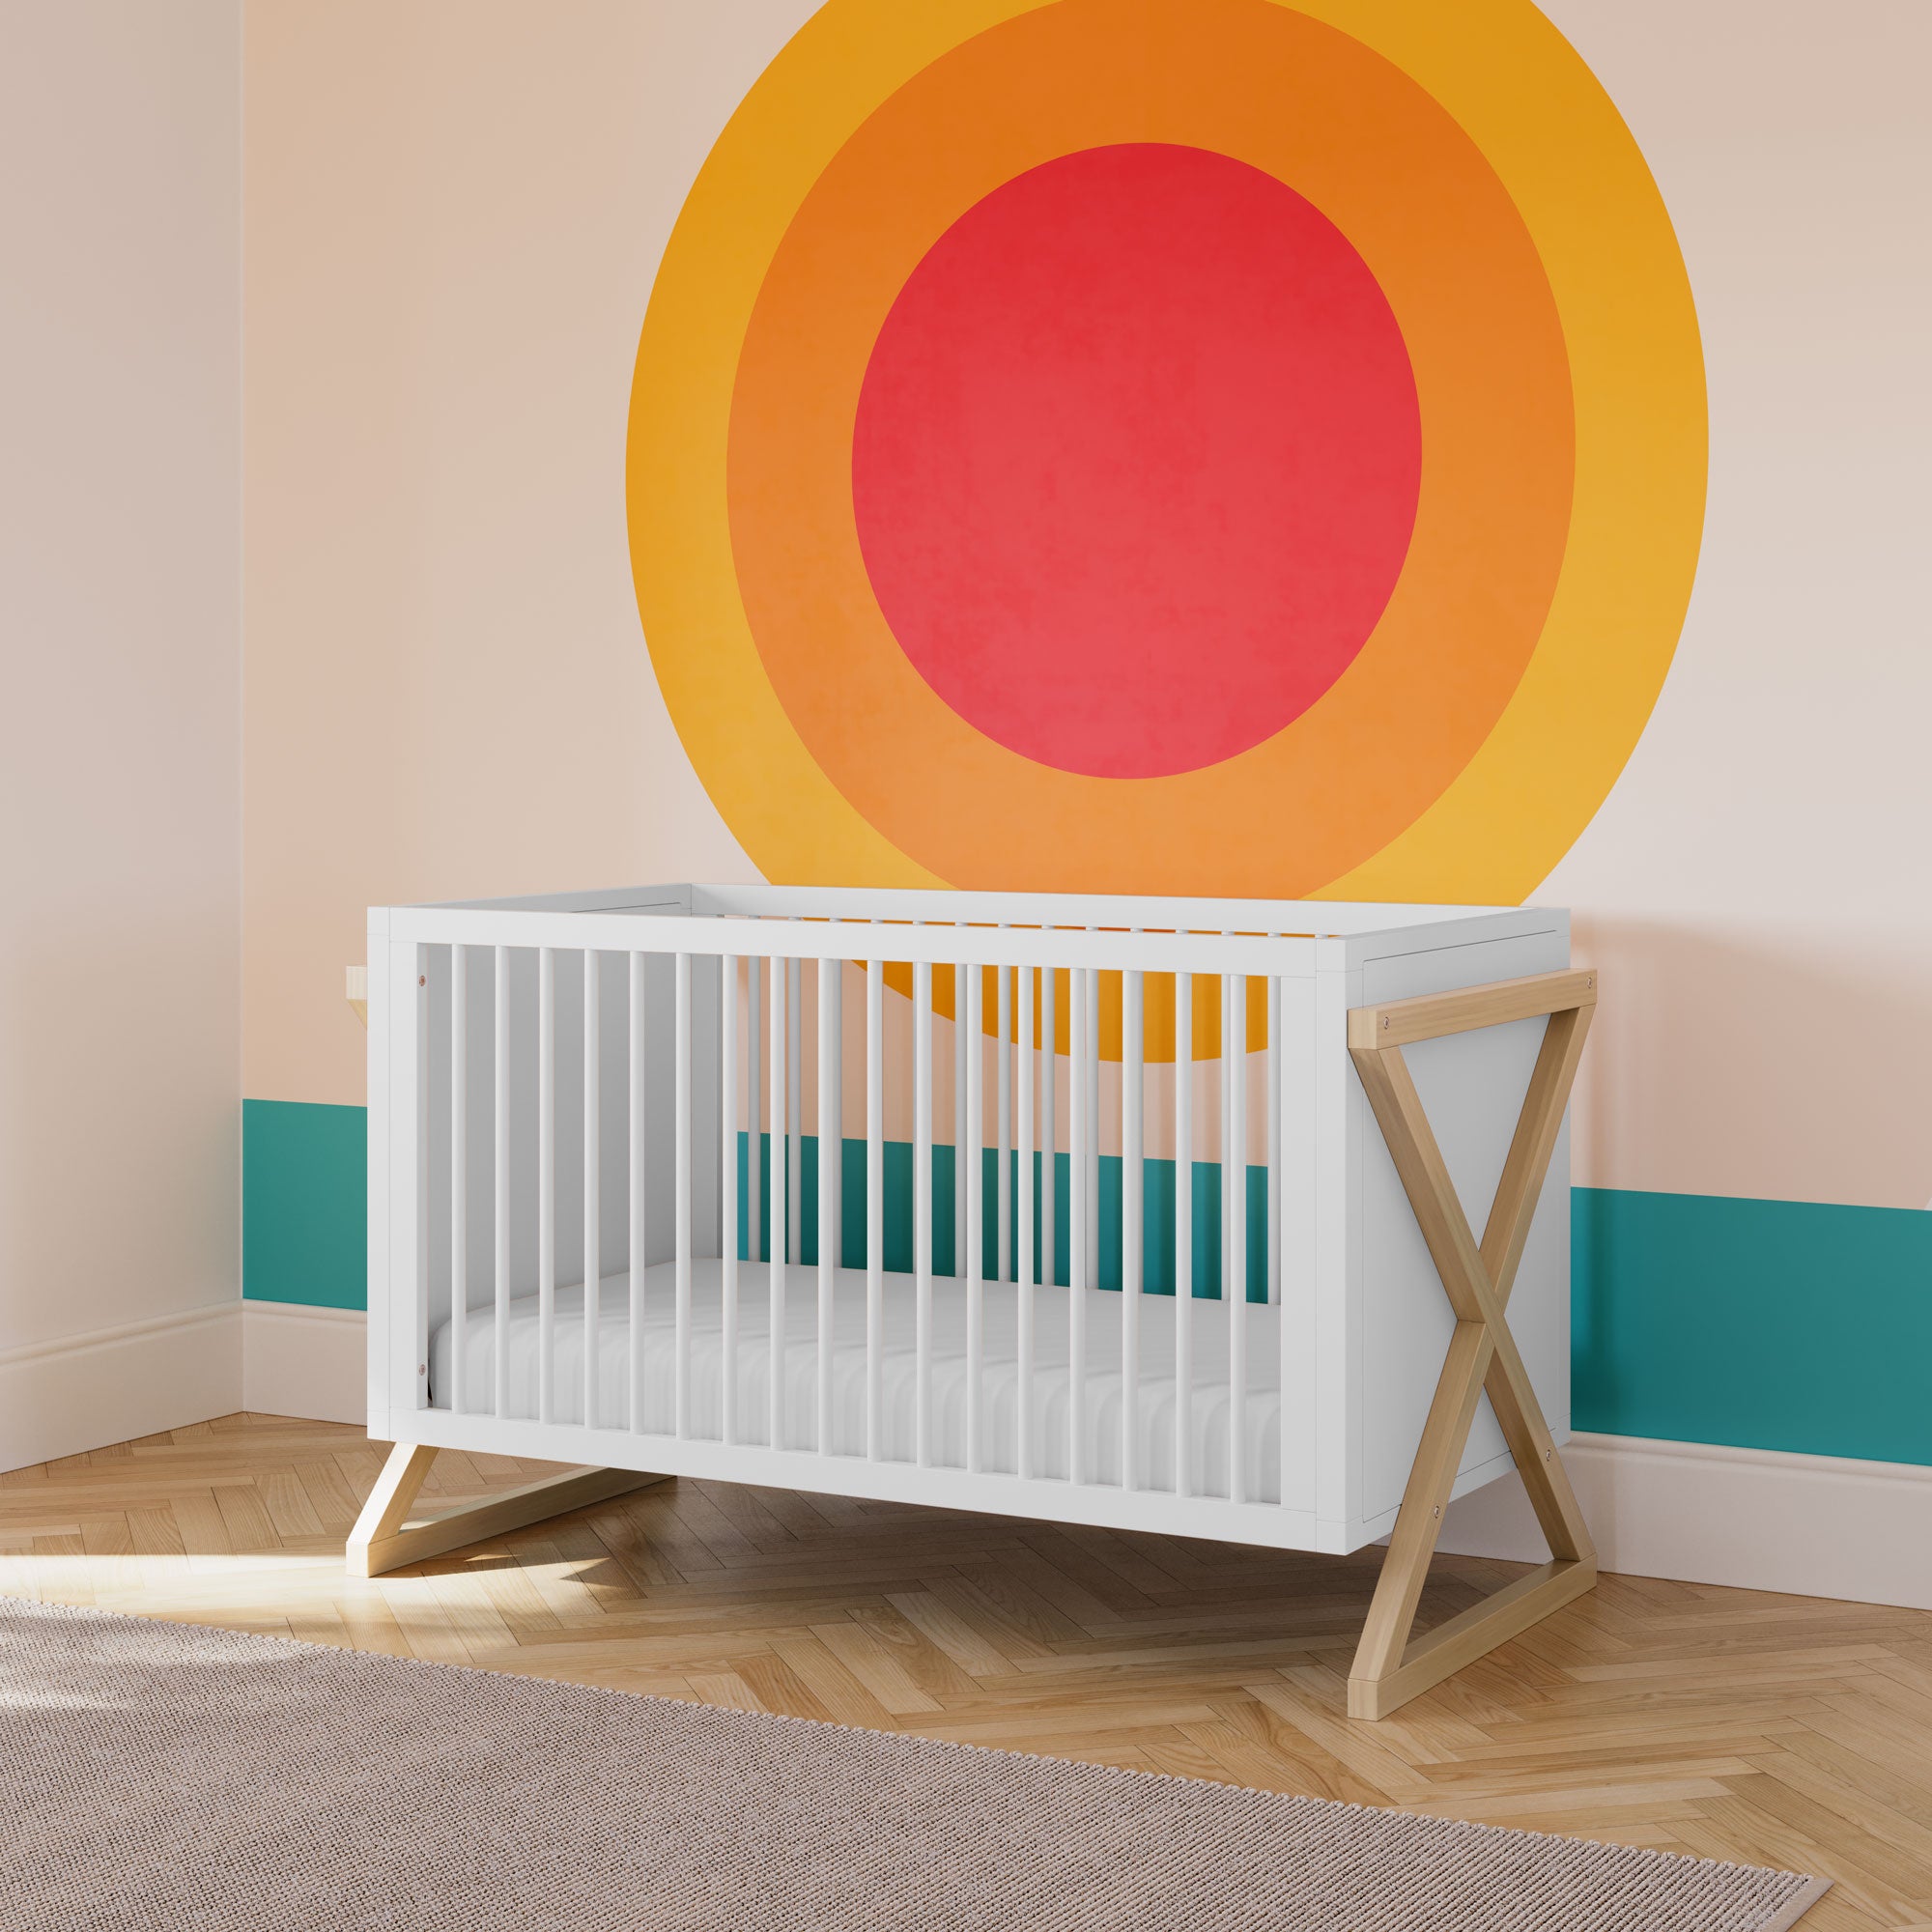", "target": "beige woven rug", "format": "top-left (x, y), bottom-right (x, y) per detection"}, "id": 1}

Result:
top-left (2, 1595), bottom-right (1826, 1931)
